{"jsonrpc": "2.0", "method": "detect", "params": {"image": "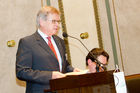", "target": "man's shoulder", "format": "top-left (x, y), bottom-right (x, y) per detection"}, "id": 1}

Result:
top-left (18, 32), bottom-right (38, 45)
top-left (21, 32), bottom-right (37, 41)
